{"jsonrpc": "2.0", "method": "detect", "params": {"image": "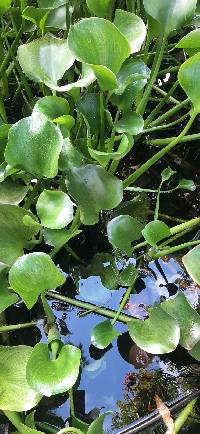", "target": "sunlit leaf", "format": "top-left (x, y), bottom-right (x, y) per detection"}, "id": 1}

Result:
top-left (26, 343), bottom-right (81, 396)
top-left (91, 320), bottom-right (120, 349)
top-left (34, 96), bottom-right (70, 121)
top-left (107, 215), bottom-right (144, 256)
top-left (128, 306), bottom-right (180, 354)
top-left (5, 112), bottom-right (63, 179)
top-left (114, 9), bottom-right (146, 53)
top-left (87, 412), bottom-right (112, 434)
top-left (178, 52), bottom-right (200, 113)
top-left (36, 190), bottom-right (74, 229)
top-left (44, 228), bottom-right (81, 247)
top-left (115, 112), bottom-right (144, 135)
top-left (0, 179), bottom-right (28, 204)
top-left (86, 0), bottom-right (113, 17)
top-left (177, 179), bottom-right (196, 191)
top-left (0, 346), bottom-right (41, 411)
top-left (59, 138), bottom-right (86, 171)
top-left (182, 245), bottom-right (200, 285)
top-left (142, 220), bottom-right (171, 247)
top-left (66, 164), bottom-right (123, 225)
top-left (176, 29), bottom-right (200, 57)
top-left (9, 252), bottom-right (65, 309)
top-left (0, 0), bottom-right (11, 17)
